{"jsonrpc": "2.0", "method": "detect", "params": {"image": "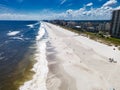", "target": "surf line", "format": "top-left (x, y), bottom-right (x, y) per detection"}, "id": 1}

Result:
top-left (19, 22), bottom-right (49, 90)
